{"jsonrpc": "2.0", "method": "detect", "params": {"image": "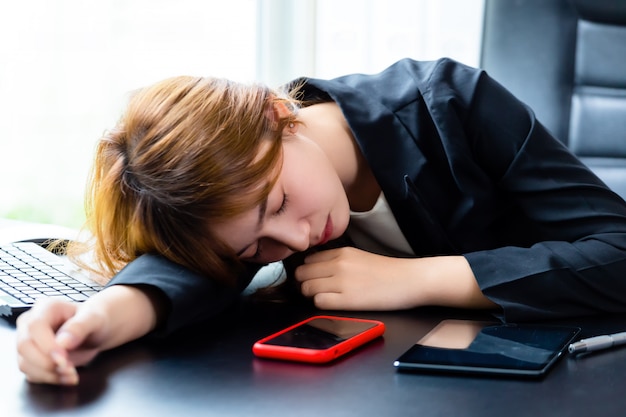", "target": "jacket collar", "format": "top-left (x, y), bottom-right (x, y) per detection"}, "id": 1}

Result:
top-left (303, 75), bottom-right (454, 256)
